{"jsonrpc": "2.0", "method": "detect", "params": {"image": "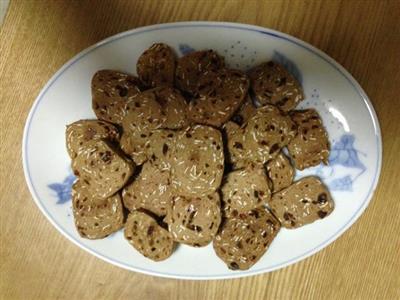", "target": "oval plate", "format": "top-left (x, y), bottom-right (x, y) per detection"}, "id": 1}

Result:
top-left (22, 22), bottom-right (382, 280)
